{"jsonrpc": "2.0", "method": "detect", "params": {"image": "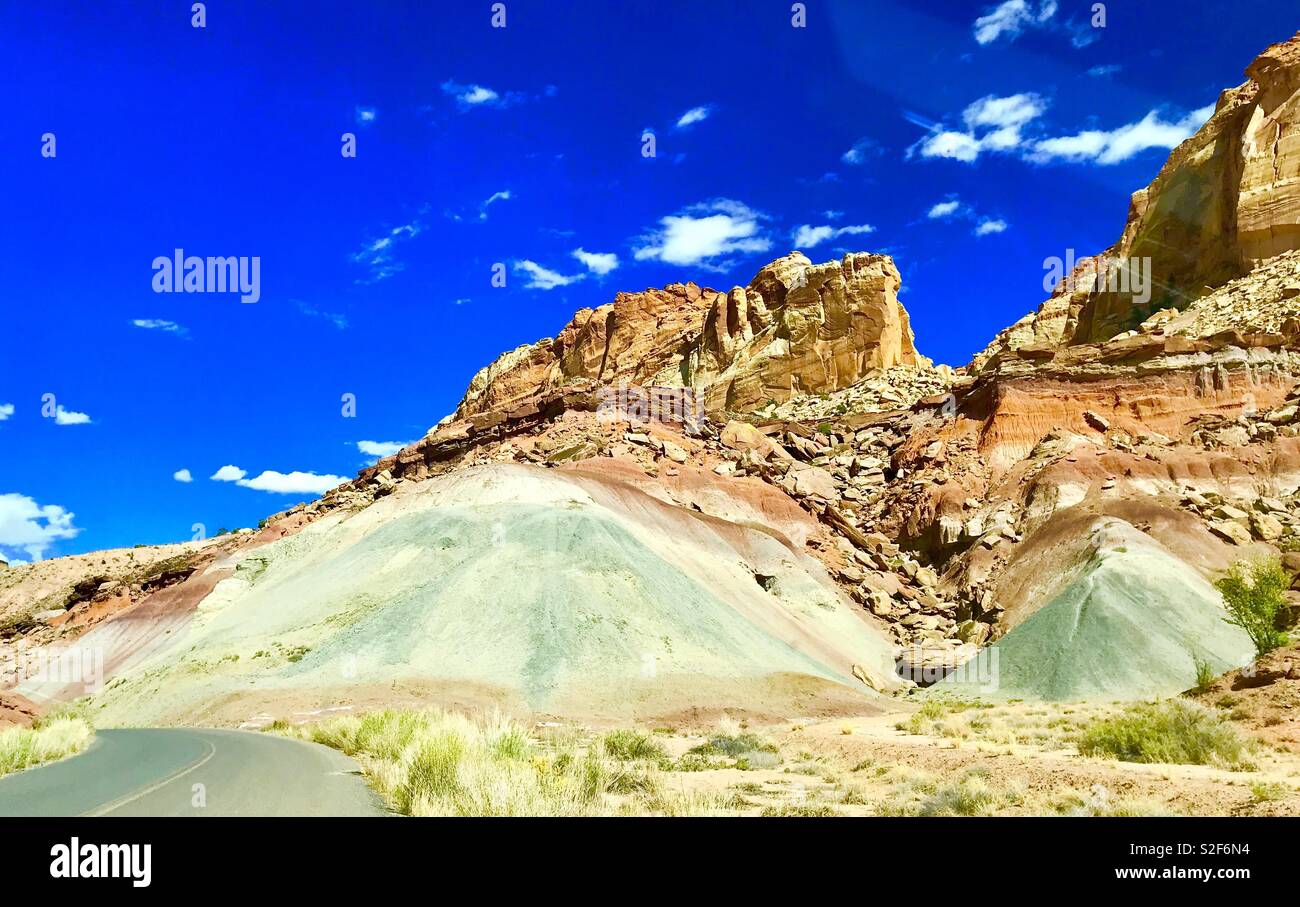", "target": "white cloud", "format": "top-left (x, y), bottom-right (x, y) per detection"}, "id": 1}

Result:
top-left (633, 199), bottom-right (772, 267)
top-left (479, 190), bottom-right (511, 220)
top-left (211, 465), bottom-right (247, 482)
top-left (0, 403), bottom-right (12, 421)
top-left (792, 223), bottom-right (875, 249)
top-left (1029, 104), bottom-right (1214, 165)
top-left (173, 469), bottom-right (193, 483)
top-left (0, 492), bottom-right (80, 561)
top-left (916, 130), bottom-right (984, 162)
top-left (841, 138), bottom-right (880, 165)
top-left (131, 318), bottom-right (187, 336)
top-left (53, 405), bottom-right (90, 426)
top-left (357, 440), bottom-right (411, 458)
top-left (675, 106), bottom-right (712, 128)
top-left (296, 301), bottom-right (348, 330)
top-left (963, 93), bottom-right (1047, 131)
top-left (916, 93), bottom-right (1050, 162)
top-left (973, 0), bottom-right (1057, 45)
top-left (924, 197), bottom-right (1008, 235)
top-left (441, 81), bottom-right (501, 108)
top-left (824, 210), bottom-right (844, 220)
top-left (236, 470), bottom-right (348, 495)
top-left (351, 221), bottom-right (421, 282)
top-left (913, 92), bottom-right (1208, 168)
top-left (927, 200), bottom-right (962, 219)
top-left (514, 260), bottom-right (585, 290)
top-left (355, 106), bottom-right (377, 126)
top-left (571, 248), bottom-right (620, 276)
top-left (793, 225), bottom-right (835, 248)
top-left (1088, 64), bottom-right (1122, 78)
